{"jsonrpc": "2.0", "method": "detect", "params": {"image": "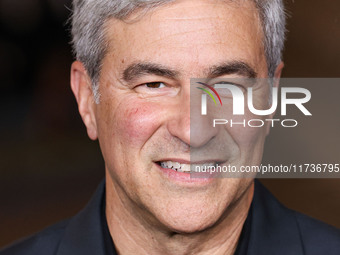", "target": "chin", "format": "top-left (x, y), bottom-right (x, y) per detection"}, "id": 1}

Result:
top-left (156, 205), bottom-right (224, 234)
top-left (153, 180), bottom-right (253, 234)
top-left (167, 216), bottom-right (220, 235)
